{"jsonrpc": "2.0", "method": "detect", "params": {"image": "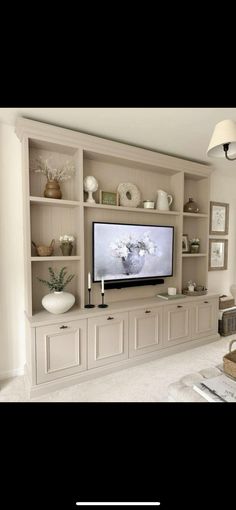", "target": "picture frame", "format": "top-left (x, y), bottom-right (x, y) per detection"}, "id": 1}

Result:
top-left (182, 234), bottom-right (190, 253)
top-left (209, 201), bottom-right (229, 235)
top-left (99, 190), bottom-right (119, 206)
top-left (208, 239), bottom-right (228, 271)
